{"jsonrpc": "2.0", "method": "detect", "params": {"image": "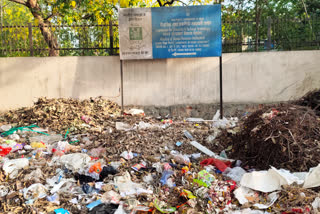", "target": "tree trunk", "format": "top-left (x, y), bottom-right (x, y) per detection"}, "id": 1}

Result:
top-left (27, 0), bottom-right (59, 56)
